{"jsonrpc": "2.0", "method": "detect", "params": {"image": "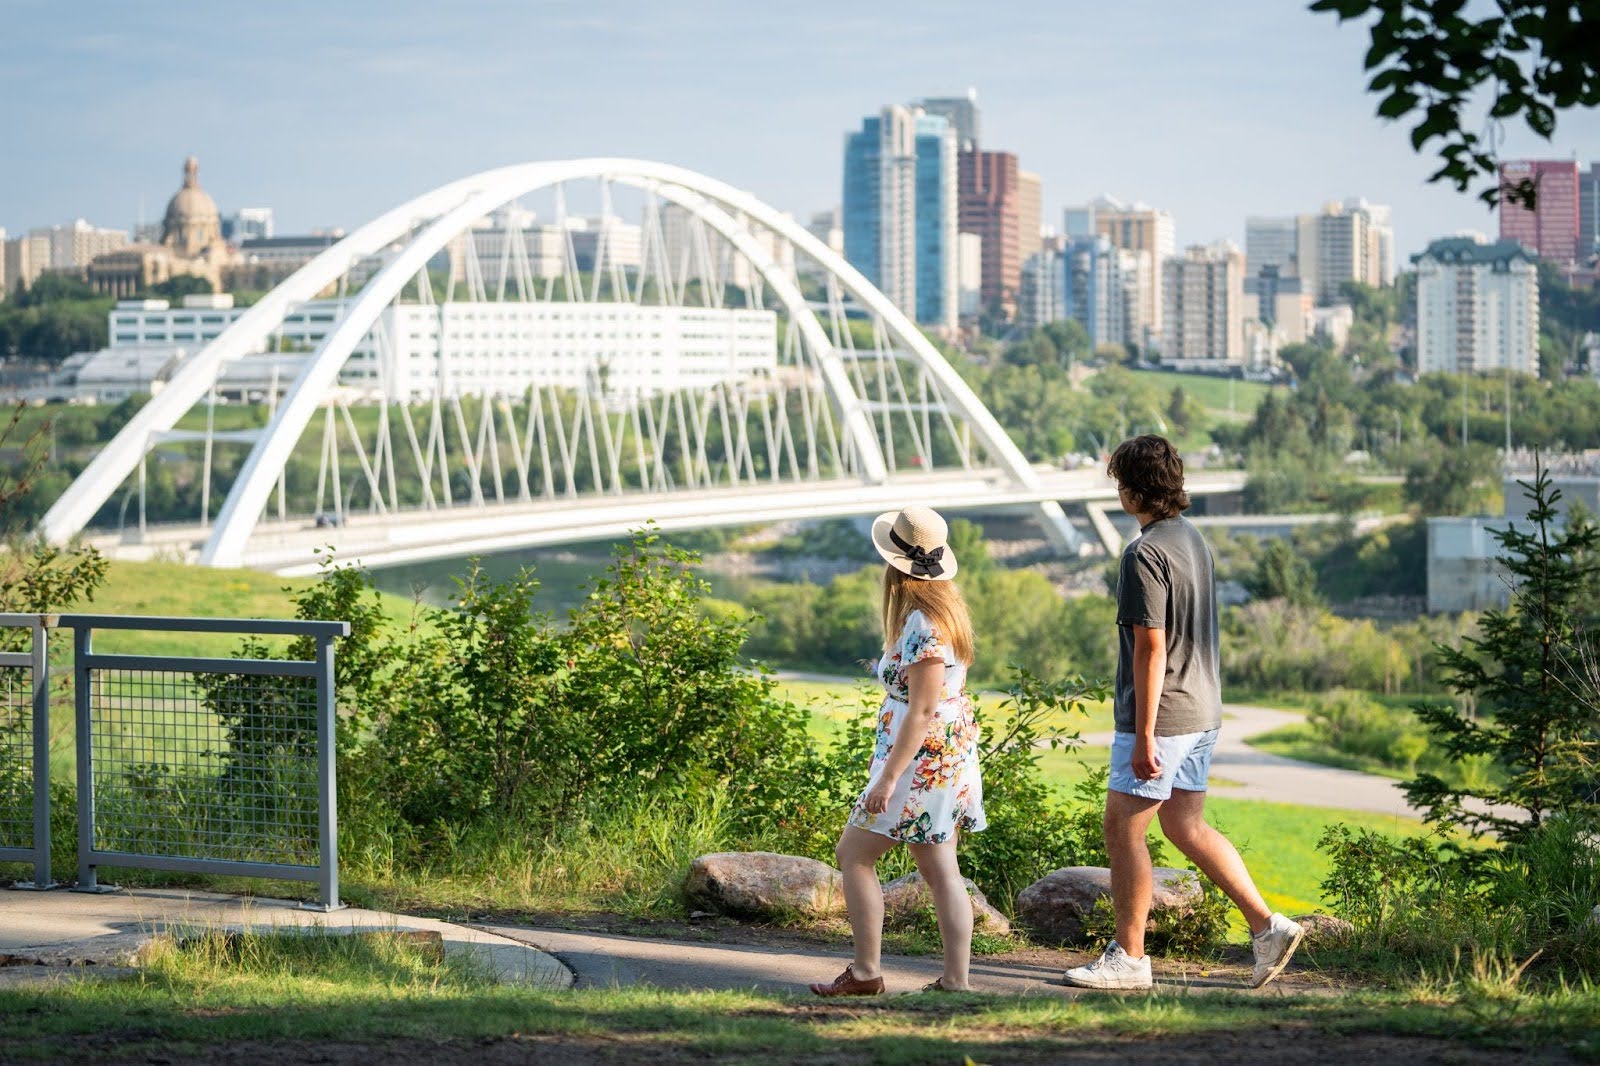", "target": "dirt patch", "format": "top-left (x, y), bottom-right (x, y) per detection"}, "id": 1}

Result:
top-left (24, 1030), bottom-right (1575, 1065)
